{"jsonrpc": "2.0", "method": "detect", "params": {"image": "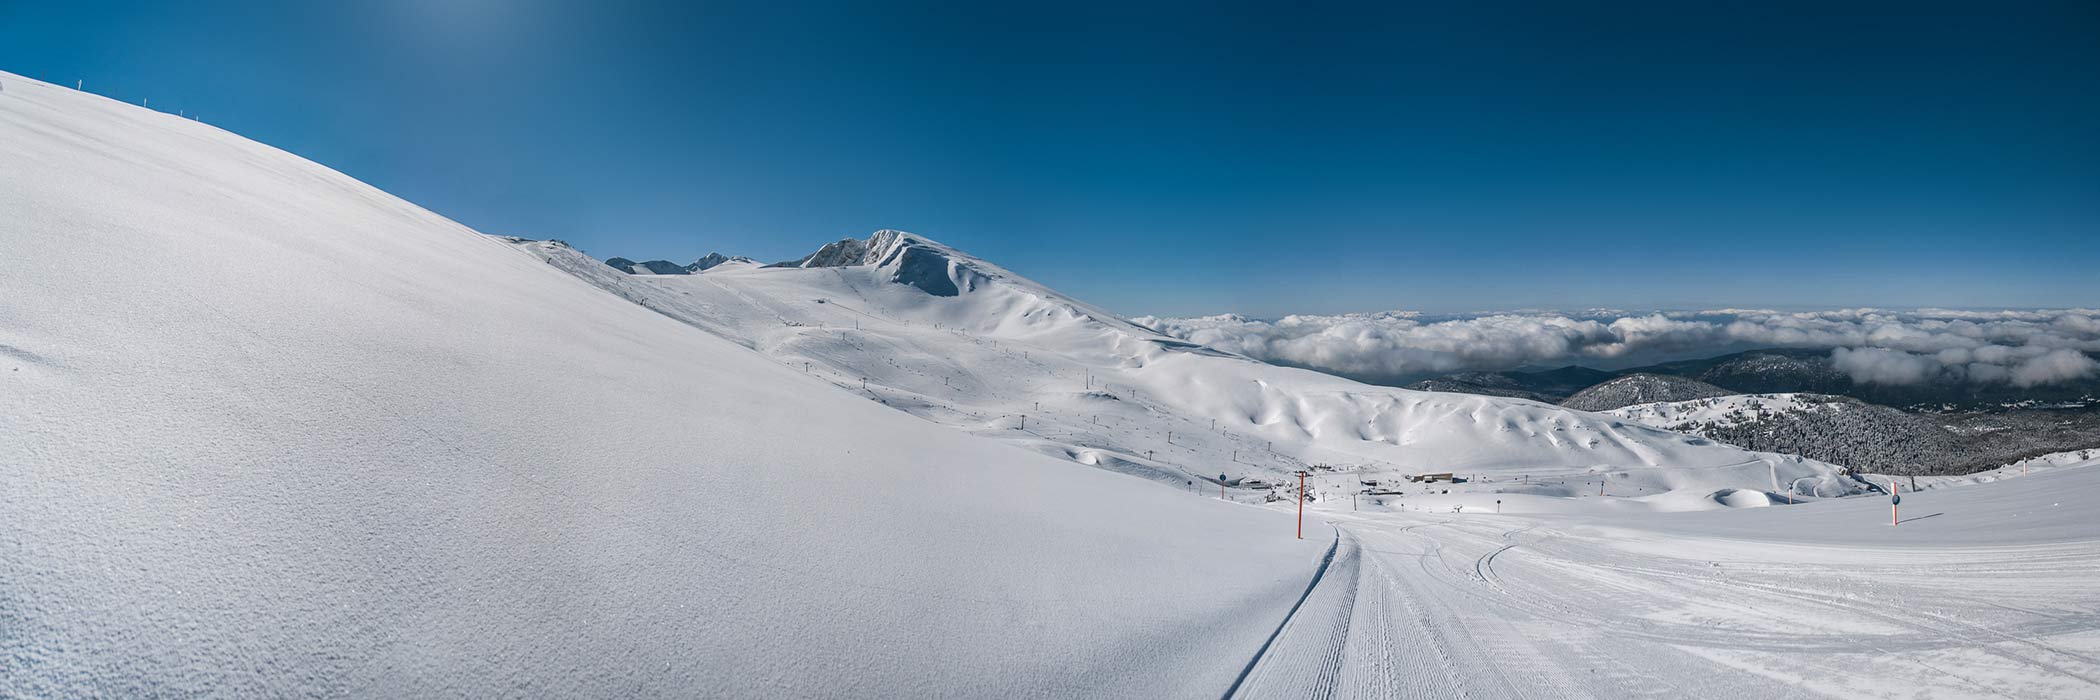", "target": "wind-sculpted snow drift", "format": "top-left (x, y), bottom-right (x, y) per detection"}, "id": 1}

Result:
top-left (0, 71), bottom-right (1331, 698)
top-left (539, 231), bottom-right (1869, 511)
